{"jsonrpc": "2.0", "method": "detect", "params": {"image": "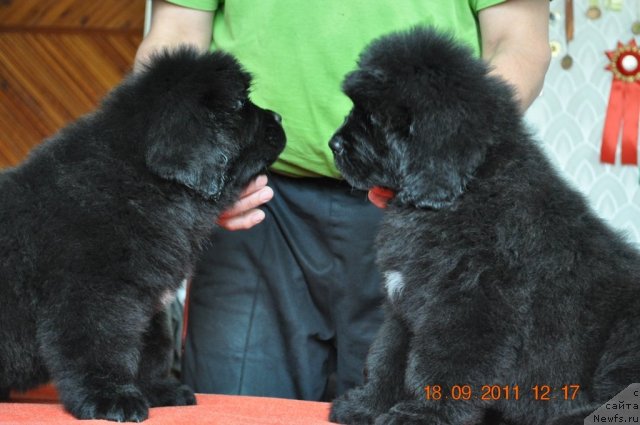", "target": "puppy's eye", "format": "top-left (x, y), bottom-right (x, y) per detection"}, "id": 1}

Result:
top-left (369, 114), bottom-right (382, 126)
top-left (233, 99), bottom-right (246, 111)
